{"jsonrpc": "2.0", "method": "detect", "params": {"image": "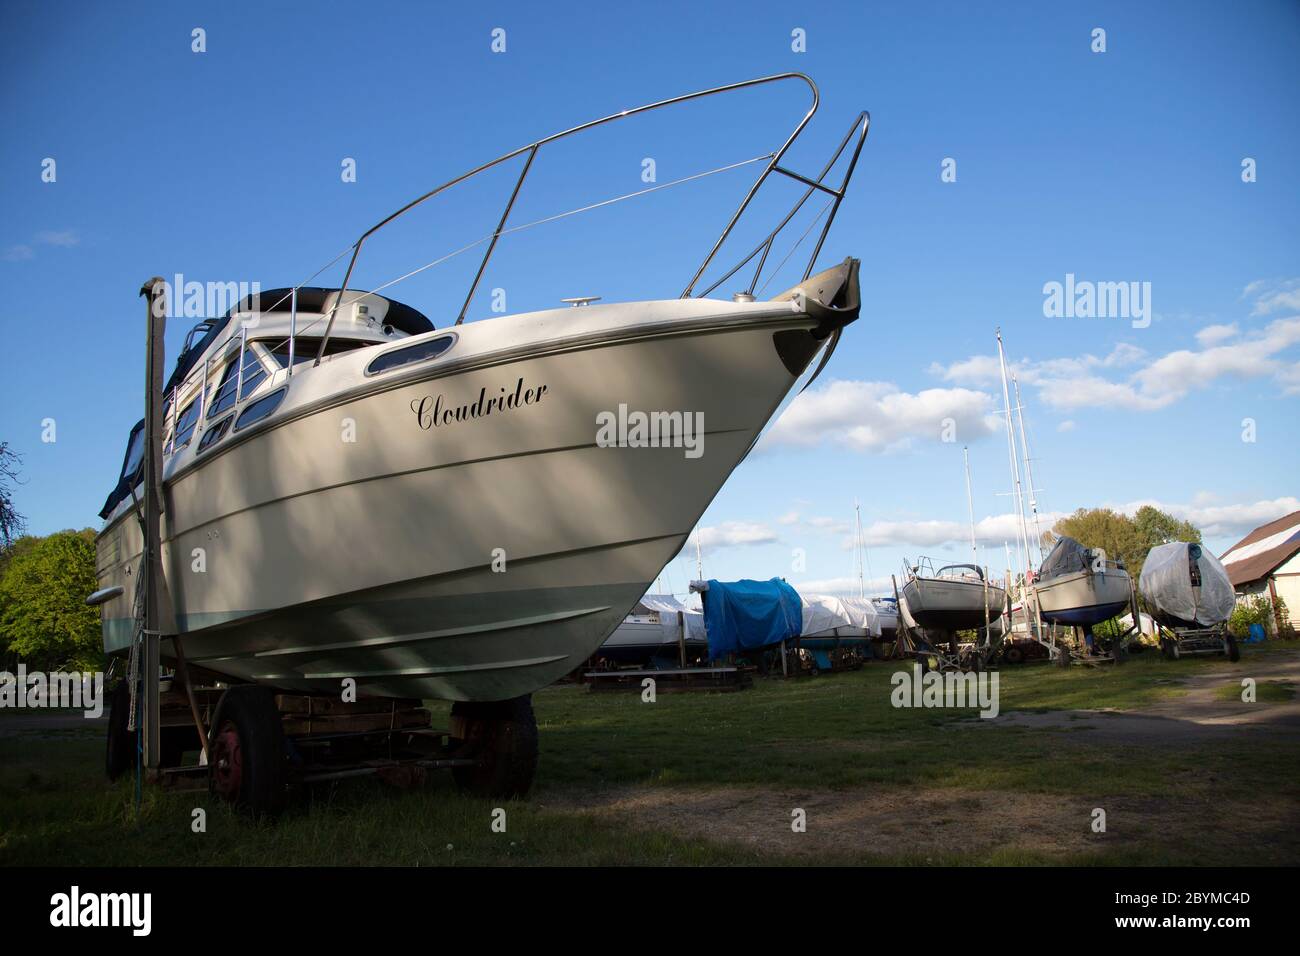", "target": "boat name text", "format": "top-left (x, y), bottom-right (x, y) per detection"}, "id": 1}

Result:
top-left (410, 377), bottom-right (549, 430)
